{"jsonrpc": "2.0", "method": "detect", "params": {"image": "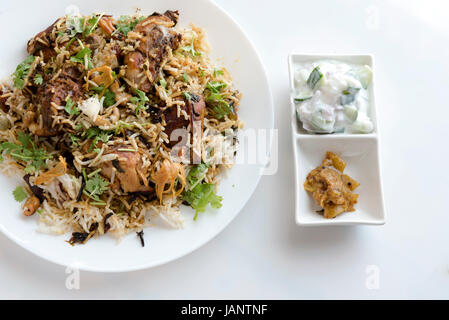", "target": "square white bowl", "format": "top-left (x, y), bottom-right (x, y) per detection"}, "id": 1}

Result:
top-left (288, 54), bottom-right (386, 226)
top-left (288, 54), bottom-right (378, 137)
top-left (295, 136), bottom-right (385, 225)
